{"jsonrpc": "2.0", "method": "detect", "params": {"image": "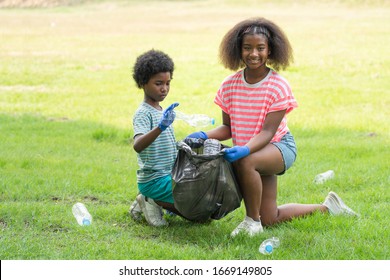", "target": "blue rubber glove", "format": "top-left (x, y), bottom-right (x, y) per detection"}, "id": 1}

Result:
top-left (158, 103), bottom-right (179, 131)
top-left (223, 146), bottom-right (250, 162)
top-left (184, 131), bottom-right (208, 148)
top-left (186, 131), bottom-right (208, 140)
